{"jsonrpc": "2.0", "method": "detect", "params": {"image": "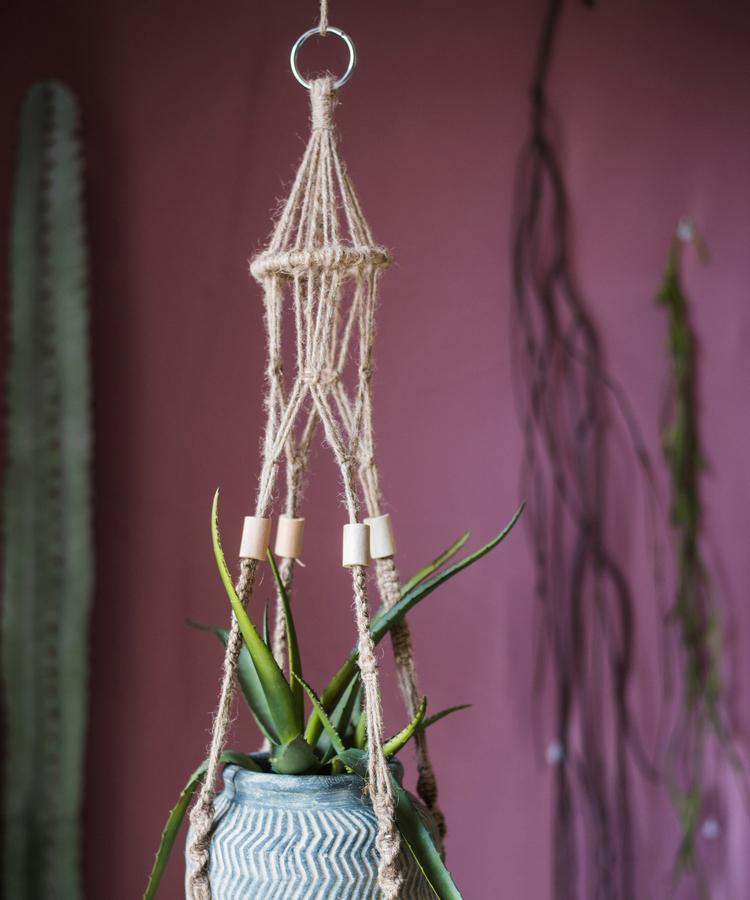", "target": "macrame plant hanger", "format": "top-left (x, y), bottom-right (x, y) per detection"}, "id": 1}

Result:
top-left (186, 7), bottom-right (445, 899)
